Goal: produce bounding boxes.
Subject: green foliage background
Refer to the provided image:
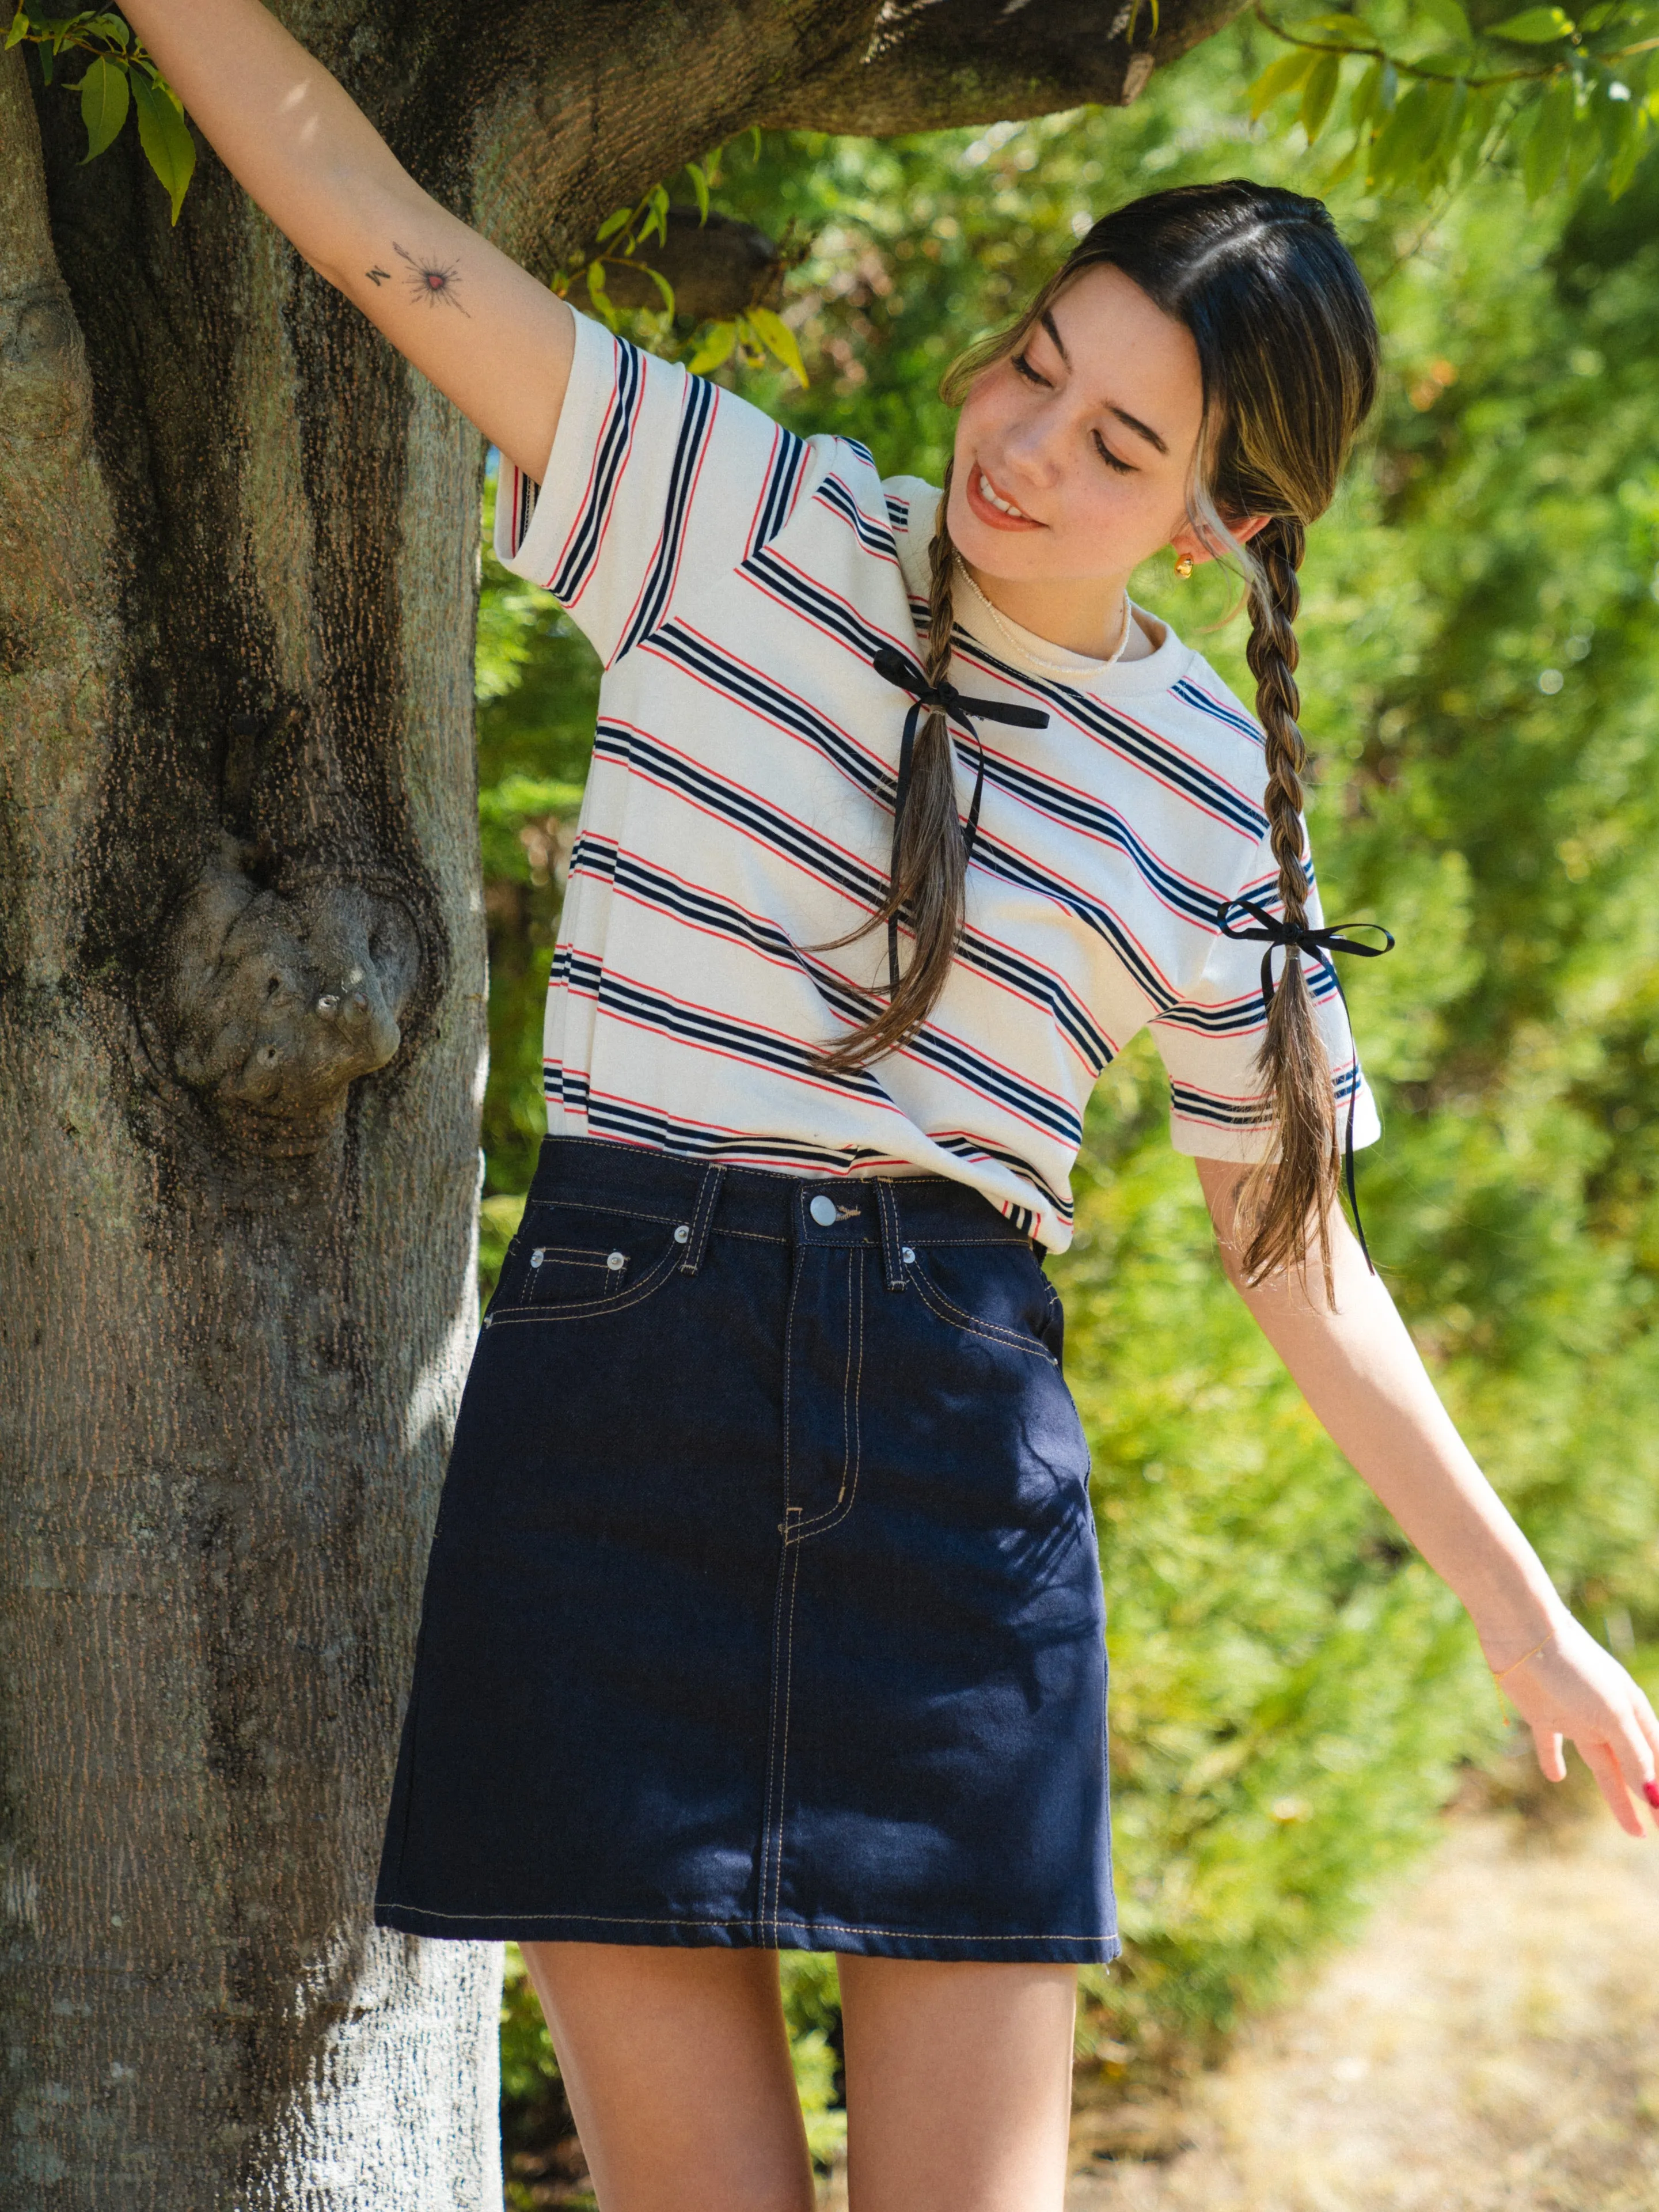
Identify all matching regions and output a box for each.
[483,23,1659,2172]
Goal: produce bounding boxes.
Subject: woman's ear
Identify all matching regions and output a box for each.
[1171,513,1274,568]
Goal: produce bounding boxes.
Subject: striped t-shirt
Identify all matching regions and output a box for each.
[494,309,1379,1253]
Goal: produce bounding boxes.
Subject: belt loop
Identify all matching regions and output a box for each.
[875,1178,908,1292]
[679,1163,726,1275]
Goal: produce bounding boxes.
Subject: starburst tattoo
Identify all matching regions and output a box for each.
[391,241,470,315]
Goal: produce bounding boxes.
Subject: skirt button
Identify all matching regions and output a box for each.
[808,1194,838,1227]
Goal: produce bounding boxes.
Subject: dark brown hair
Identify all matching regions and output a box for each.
[825,180,1379,1287]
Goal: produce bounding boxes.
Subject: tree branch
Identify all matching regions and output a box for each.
[760,0,1256,134]
[462,1,885,282]
[455,0,1254,295]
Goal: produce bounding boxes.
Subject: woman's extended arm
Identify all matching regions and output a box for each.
[119,0,574,481]
[1197,1158,1659,1836]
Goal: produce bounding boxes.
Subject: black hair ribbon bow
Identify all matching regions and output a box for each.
[871,644,1049,994]
[1216,893,1395,1270]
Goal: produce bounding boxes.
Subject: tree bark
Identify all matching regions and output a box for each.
[0,24,503,2203]
[0,1,1248,2203]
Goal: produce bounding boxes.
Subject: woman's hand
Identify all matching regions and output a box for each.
[1489,1615,1659,1837]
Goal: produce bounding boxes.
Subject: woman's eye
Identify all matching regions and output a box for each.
[1012,351,1048,386]
[1094,432,1135,476]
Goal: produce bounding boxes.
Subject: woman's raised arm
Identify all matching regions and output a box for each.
[120,0,574,483]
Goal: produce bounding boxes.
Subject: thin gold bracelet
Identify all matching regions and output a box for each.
[1492,1633,1554,1685]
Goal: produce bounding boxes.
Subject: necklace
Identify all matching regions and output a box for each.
[954,558,1132,674]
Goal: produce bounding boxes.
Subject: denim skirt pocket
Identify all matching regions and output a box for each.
[902,1238,1066,1366]
[488,1196,689,1321]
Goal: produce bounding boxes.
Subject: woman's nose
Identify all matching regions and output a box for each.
[1002,412,1065,486]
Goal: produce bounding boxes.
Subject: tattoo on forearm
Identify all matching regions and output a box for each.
[390,241,470,315]
[366,265,391,286]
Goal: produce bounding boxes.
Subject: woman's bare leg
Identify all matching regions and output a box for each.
[837,1955,1077,2212]
[518,1940,816,2212]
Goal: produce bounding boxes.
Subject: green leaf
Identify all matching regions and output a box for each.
[1416,0,1474,44]
[1453,79,1501,173]
[1490,5,1574,37]
[78,52,127,160]
[584,259,619,330]
[685,160,711,224]
[1249,45,1320,117]
[1606,98,1647,192]
[746,305,808,389]
[1369,75,1444,182]
[1350,55,1386,124]
[1414,74,1458,170]
[645,265,675,314]
[1522,70,1577,193]
[1300,13,1375,39]
[1300,49,1343,139]
[595,207,632,244]
[1428,74,1469,173]
[686,318,738,375]
[1565,75,1604,180]
[131,67,195,223]
[1353,54,1398,126]
[36,37,52,81]
[5,10,29,51]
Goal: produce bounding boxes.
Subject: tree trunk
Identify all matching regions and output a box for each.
[0,26,502,2202]
[0,2,1246,2202]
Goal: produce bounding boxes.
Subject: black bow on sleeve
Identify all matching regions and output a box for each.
[1216,893,1395,1269]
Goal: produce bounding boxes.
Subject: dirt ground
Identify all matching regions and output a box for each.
[1062,1807,1659,2212]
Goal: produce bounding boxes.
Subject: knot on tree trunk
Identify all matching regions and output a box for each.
[146,834,420,1149]
[0,279,89,446]
[1,281,76,370]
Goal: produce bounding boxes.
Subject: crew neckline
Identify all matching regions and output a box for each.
[954,585,1193,701]
[887,476,1193,700]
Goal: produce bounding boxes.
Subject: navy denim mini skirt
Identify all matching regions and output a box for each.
[374,1136,1117,1964]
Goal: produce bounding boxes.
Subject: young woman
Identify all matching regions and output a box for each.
[123,6,1659,2207]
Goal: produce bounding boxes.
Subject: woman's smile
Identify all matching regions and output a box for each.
[965,462,1045,532]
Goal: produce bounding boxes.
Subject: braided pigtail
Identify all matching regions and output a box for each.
[819,460,970,1071]
[1238,515,1342,1289]
[819,183,1381,1196]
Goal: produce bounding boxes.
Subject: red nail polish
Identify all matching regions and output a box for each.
[1645,1781,1659,1811]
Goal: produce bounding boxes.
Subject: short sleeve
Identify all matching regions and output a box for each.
[493,309,814,666]
[1148,834,1383,1164]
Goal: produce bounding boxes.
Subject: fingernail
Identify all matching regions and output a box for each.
[1644,1780,1659,1811]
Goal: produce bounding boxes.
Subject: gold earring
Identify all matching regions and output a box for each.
[1174,552,1194,580]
